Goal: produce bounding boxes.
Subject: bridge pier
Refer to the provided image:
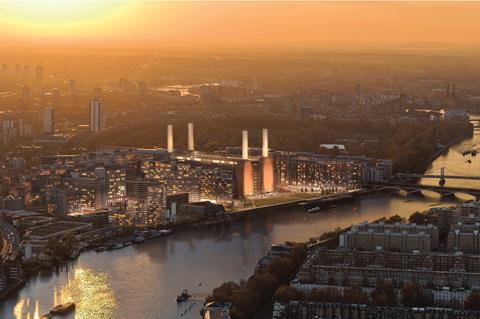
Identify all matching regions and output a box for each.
[367,183,480,200]
[382,188,402,196]
[407,189,423,197]
[440,192,455,200]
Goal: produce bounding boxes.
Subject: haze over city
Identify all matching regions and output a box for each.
[2,2,480,319]
[3,2,480,50]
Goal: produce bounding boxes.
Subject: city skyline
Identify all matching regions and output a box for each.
[2,2,480,319]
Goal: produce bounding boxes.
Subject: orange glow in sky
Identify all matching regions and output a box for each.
[2,1,480,48]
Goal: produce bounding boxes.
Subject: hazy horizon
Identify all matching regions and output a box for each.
[3,1,480,52]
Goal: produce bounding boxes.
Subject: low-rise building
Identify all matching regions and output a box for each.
[24,221,92,241]
[256,244,293,271]
[340,221,439,253]
[448,222,480,254]
[273,301,480,319]
[203,301,231,319]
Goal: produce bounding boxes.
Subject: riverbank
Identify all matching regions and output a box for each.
[232,189,376,214]
[0,279,25,302]
[2,194,459,319]
[427,137,464,165]
[0,188,430,312]
[175,189,378,233]
[204,206,445,319]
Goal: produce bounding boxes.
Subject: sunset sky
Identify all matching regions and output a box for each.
[2,1,480,49]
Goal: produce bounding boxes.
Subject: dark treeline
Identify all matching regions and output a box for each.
[205,244,307,319]
[273,280,480,310]
[86,114,472,174]
[274,280,434,308]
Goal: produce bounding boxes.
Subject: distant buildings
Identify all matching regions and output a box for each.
[200,85,222,107]
[42,107,54,134]
[442,108,469,122]
[34,65,43,83]
[89,100,103,133]
[21,86,32,107]
[93,87,103,100]
[69,79,76,93]
[1,118,32,141]
[33,123,391,227]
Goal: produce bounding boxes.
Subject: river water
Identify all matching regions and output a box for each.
[1,120,479,319]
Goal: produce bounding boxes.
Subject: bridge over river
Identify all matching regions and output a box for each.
[369,167,480,199]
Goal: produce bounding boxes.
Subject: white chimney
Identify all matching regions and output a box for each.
[262,128,269,158]
[188,123,194,151]
[167,124,173,153]
[242,130,248,160]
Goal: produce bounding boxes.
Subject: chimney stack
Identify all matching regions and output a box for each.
[242,130,249,160]
[167,124,173,153]
[446,83,450,98]
[188,123,194,151]
[262,129,269,158]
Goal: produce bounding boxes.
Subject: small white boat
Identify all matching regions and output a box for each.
[159,229,173,236]
[95,246,107,252]
[113,242,124,249]
[149,230,161,238]
[134,236,145,244]
[69,250,80,259]
[307,207,321,214]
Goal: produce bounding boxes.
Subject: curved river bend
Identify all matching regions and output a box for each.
[2,118,479,319]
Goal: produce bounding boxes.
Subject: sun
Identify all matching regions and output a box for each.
[0,1,134,37]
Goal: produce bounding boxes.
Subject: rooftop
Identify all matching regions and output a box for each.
[26,221,92,239]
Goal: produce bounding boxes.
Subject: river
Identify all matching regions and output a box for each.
[1,120,479,319]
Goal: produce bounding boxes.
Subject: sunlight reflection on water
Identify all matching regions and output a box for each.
[13,268,115,319]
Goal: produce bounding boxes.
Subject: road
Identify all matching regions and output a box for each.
[0,218,19,262]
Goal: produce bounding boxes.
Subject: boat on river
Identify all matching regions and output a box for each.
[307,207,321,214]
[176,289,191,302]
[134,236,145,244]
[112,242,124,250]
[50,302,75,315]
[149,229,173,239]
[95,246,106,252]
[69,249,80,260]
[159,229,173,236]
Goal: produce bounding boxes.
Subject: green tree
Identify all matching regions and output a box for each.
[307,288,342,302]
[343,286,368,304]
[401,283,433,307]
[371,280,396,306]
[206,281,241,304]
[465,292,480,310]
[385,214,405,224]
[273,285,305,302]
[408,211,428,225]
